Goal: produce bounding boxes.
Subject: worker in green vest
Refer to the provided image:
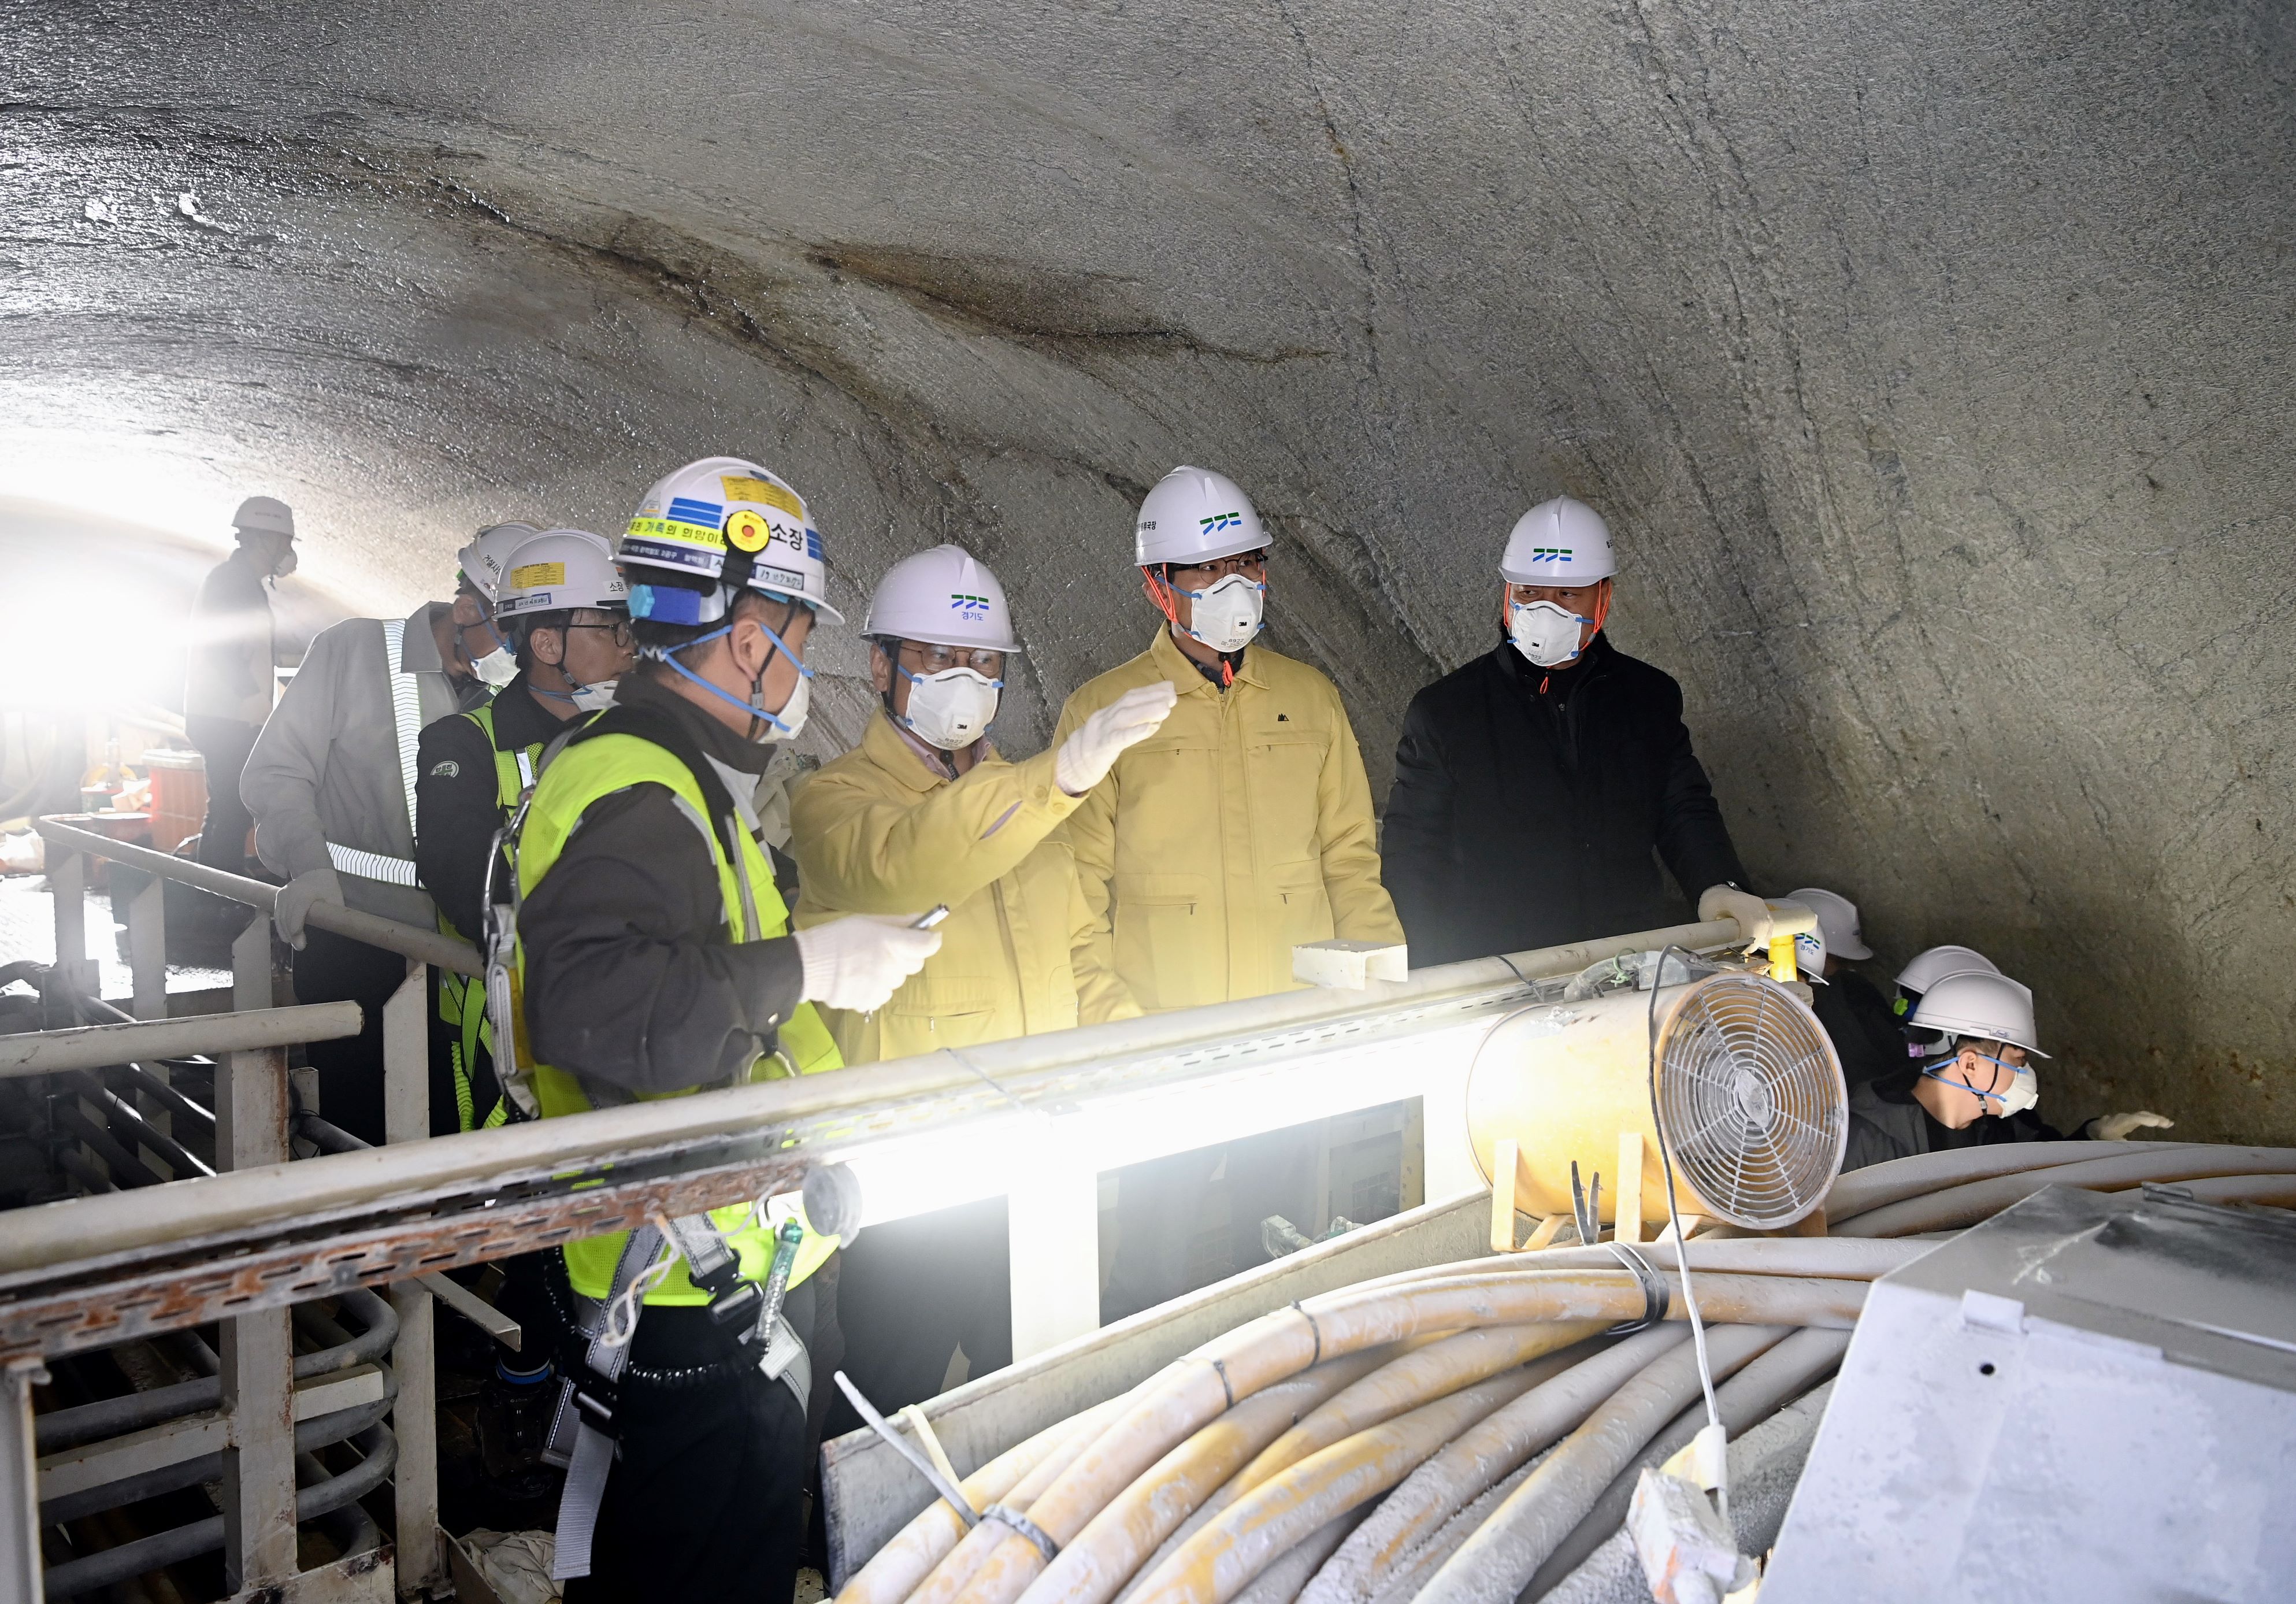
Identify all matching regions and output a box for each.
[510,456,941,1603]
[415,527,633,1133]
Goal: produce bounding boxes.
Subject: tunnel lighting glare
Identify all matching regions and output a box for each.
[0,447,245,549]
[0,589,182,716]
[815,1018,1485,1229]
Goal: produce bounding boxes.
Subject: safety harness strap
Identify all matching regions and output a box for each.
[547,1210,810,1581]
[547,1221,662,1581]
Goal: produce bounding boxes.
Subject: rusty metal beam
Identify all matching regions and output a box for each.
[0,1140,807,1358]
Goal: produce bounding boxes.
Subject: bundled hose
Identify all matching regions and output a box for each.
[837,1141,2296,1604]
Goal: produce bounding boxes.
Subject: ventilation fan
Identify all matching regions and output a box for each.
[1464,967,1848,1231]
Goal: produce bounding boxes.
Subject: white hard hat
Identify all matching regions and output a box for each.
[621,456,844,627]
[863,545,1023,654]
[495,529,628,620]
[1786,888,1872,962]
[457,522,543,605]
[1894,944,2000,999]
[233,496,295,539]
[1135,466,1270,568]
[1909,970,2049,1058]
[1500,495,1616,585]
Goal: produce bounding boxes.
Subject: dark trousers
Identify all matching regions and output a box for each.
[293,928,472,1144]
[562,1281,815,1604]
[184,716,259,874]
[825,1198,1010,1439]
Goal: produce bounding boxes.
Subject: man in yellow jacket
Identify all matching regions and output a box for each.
[795,543,1175,1421]
[1054,464,1405,1316]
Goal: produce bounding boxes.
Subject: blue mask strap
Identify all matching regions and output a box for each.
[645,617,812,735]
[466,602,510,656]
[1174,577,1268,603]
[1920,1053,2020,1110]
[1919,1065,2006,1109]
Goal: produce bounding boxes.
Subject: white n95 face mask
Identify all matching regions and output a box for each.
[902,666,1001,750]
[470,619,520,686]
[569,677,618,713]
[760,669,809,743]
[1992,1064,2041,1117]
[1508,599,1589,668]
[1179,573,1265,654]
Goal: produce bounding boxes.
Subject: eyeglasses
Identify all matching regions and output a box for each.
[1170,551,1269,583]
[565,619,636,649]
[899,641,1007,676]
[1508,581,1603,605]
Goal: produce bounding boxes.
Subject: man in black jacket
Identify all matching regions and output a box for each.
[415,528,635,1135]
[1383,495,1768,966]
[1844,968,2173,1169]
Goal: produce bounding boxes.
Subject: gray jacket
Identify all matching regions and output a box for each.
[185,549,275,725]
[241,602,485,925]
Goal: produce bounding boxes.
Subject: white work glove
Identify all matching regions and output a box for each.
[1056,682,1179,795]
[792,915,944,1012]
[274,867,346,951]
[2089,1110,2175,1141]
[1697,884,1774,946]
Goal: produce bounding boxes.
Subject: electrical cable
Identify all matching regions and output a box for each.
[944,1044,1036,1118]
[1645,944,1724,1518]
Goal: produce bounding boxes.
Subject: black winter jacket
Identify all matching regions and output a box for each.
[1811,969,1908,1091]
[414,672,567,942]
[518,676,807,1096]
[1382,635,1748,966]
[1843,1070,2073,1172]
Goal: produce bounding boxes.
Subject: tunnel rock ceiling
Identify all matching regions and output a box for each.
[4,0,2293,1136]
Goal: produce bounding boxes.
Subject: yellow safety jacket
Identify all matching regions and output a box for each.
[1051,627,1404,1013]
[434,700,539,1133]
[514,716,842,1305]
[791,709,1138,1063]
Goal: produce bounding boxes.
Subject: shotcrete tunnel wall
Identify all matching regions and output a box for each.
[3,0,2291,1136]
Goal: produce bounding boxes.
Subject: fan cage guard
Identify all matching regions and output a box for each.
[1655,972,1848,1229]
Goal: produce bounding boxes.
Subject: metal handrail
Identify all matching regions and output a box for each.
[0,1003,363,1080]
[34,817,482,977]
[0,917,1749,1280]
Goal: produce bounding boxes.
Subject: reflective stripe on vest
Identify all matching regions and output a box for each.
[327,842,418,886]
[514,727,841,1304]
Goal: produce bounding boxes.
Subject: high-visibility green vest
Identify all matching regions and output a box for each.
[514,720,842,1305]
[434,701,541,1133]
